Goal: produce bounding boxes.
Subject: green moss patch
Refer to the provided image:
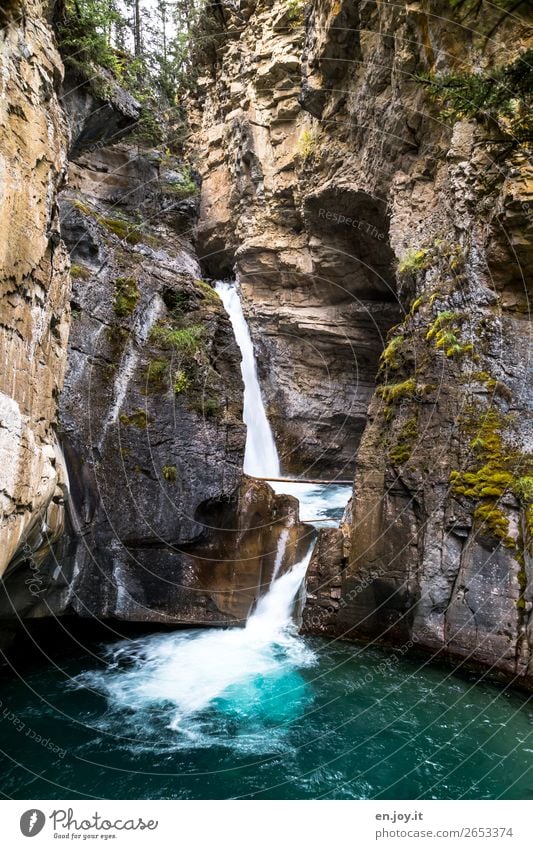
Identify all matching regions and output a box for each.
[173,369,190,394]
[162,166,198,199]
[195,279,220,304]
[380,334,405,371]
[150,322,205,355]
[114,277,140,317]
[378,377,416,404]
[410,295,424,316]
[389,417,419,465]
[145,359,169,387]
[426,311,473,358]
[450,408,533,548]
[71,199,144,245]
[188,396,221,419]
[119,409,151,429]
[70,263,92,280]
[398,248,429,276]
[162,465,177,482]
[101,215,143,245]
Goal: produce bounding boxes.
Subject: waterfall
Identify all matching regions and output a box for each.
[73,545,316,730]
[215,281,280,477]
[270,526,290,585]
[215,280,352,527]
[70,282,352,745]
[245,547,311,640]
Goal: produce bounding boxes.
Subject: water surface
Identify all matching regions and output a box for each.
[1,622,531,800]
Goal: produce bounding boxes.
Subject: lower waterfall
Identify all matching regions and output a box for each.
[70,280,348,745]
[72,546,315,737]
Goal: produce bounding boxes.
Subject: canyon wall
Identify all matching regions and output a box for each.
[0,1,309,631]
[193,0,533,685]
[189,0,401,477]
[0,0,70,585]
[47,135,308,626]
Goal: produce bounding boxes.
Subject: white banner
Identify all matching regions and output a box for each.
[1,800,531,848]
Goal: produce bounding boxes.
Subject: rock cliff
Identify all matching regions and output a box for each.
[0,1,309,631]
[192,0,533,685]
[48,138,308,625]
[189,0,401,477]
[0,0,70,584]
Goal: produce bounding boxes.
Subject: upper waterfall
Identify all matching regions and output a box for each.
[216,281,281,478]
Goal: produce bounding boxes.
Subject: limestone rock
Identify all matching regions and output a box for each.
[0,0,70,581]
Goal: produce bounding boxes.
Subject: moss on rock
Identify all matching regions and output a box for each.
[450,408,533,548]
[113,277,139,317]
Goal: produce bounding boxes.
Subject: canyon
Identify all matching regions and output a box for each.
[0,0,532,694]
[189,0,533,687]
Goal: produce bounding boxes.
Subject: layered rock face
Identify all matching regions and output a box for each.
[301,3,533,687]
[190,0,401,477]
[0,0,70,582]
[194,1,533,684]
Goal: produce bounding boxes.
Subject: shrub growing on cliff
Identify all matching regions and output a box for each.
[297,129,318,162]
[418,49,533,148]
[162,166,199,199]
[397,248,429,276]
[286,0,306,27]
[173,369,190,394]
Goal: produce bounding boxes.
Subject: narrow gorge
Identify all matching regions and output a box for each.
[0,0,531,801]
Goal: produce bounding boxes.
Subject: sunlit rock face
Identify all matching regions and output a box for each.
[0,0,70,581]
[193,0,533,686]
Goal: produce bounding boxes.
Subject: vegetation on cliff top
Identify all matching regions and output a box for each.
[55,0,213,148]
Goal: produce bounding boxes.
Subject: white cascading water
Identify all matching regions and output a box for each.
[270,526,290,586]
[215,281,280,477]
[74,547,315,739]
[216,280,351,526]
[73,281,349,745]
